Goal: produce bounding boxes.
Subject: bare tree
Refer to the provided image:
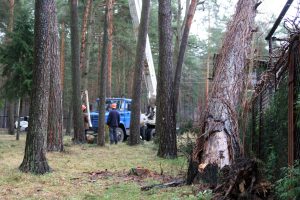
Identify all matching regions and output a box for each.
[70,0,85,143]
[129,0,151,145]
[19,0,57,174]
[188,0,258,183]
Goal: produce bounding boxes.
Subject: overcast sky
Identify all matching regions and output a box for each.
[192,0,299,39]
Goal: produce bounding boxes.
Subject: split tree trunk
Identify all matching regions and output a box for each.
[47,1,63,152]
[19,0,55,174]
[188,0,258,183]
[70,0,85,143]
[129,0,151,146]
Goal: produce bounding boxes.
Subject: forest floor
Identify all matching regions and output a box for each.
[0,131,204,200]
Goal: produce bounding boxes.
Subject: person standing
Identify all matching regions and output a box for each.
[107,103,120,144]
[82,105,89,135]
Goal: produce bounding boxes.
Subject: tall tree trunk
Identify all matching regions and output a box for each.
[156,0,177,159]
[170,0,197,147]
[66,103,72,135]
[19,0,54,174]
[97,2,109,146]
[188,0,258,183]
[97,36,102,90]
[80,0,92,89]
[60,20,65,90]
[16,98,21,140]
[173,0,182,67]
[47,2,63,152]
[205,7,211,108]
[70,0,85,143]
[173,0,197,113]
[82,1,94,91]
[106,0,114,98]
[129,0,151,146]
[7,103,15,134]
[6,0,15,135]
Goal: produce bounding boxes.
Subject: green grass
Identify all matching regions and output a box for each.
[0,132,198,200]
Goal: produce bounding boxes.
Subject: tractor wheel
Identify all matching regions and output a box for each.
[116,127,125,142]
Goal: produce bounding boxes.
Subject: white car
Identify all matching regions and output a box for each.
[15,116,29,131]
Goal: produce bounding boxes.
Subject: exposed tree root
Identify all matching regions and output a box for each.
[212,158,272,200]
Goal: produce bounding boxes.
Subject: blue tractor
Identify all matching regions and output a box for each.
[89,97,155,142]
[90,98,133,142]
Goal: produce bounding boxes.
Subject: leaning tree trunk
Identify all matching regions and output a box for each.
[129,0,151,146]
[173,0,198,116]
[47,2,63,152]
[156,0,177,159]
[19,0,54,174]
[188,0,258,183]
[97,2,109,146]
[70,0,85,143]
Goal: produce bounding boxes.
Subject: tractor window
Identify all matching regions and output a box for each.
[105,99,123,111]
[127,103,131,111]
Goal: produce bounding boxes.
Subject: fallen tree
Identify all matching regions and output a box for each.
[187,0,260,184]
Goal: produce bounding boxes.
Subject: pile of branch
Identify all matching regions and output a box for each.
[212,158,272,200]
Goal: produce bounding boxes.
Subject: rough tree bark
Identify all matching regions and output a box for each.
[173,0,182,67]
[82,1,94,92]
[188,0,258,184]
[97,2,109,146]
[60,20,65,90]
[66,103,72,135]
[19,0,54,174]
[106,0,114,98]
[47,1,63,152]
[156,0,177,158]
[7,103,15,134]
[80,0,93,91]
[129,0,151,146]
[6,0,15,135]
[70,0,85,143]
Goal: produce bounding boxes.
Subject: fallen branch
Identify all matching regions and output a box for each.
[141,179,185,191]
